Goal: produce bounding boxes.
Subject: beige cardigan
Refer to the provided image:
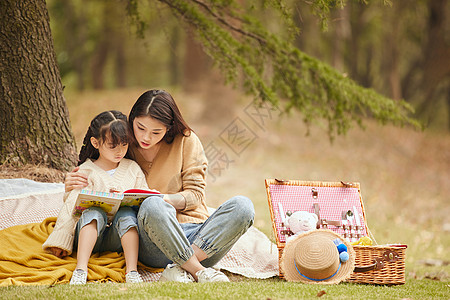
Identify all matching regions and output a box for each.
[42,158,148,254]
[131,131,209,224]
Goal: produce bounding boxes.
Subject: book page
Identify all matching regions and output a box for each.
[73,190,122,222]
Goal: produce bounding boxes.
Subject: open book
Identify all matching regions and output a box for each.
[72,188,162,222]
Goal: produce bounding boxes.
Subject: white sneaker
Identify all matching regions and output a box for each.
[126,270,143,283]
[159,264,195,283]
[70,269,87,285]
[196,268,230,283]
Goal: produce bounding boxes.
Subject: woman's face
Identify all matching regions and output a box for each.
[133,116,167,149]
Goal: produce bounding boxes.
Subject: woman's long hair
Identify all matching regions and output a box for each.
[129,90,192,144]
[78,110,132,166]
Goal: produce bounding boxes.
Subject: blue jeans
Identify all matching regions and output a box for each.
[73,206,138,253]
[137,195,255,268]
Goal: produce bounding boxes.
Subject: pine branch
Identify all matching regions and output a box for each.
[151,0,421,138]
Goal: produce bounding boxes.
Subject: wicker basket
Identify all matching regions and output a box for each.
[266,179,407,285]
[349,245,407,285]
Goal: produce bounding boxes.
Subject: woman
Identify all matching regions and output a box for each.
[65,90,255,283]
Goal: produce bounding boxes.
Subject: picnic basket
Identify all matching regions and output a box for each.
[265,179,407,285]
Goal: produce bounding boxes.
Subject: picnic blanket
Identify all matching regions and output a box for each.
[0,217,159,286]
[0,179,278,285]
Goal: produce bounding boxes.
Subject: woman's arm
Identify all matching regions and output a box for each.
[65,166,88,192]
[163,194,186,210]
[177,133,207,211]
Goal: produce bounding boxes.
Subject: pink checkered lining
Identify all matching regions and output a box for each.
[269,184,367,243]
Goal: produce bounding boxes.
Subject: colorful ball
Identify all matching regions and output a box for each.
[337,243,347,253]
[339,251,349,262]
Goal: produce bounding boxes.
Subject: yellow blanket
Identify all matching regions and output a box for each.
[0,217,159,286]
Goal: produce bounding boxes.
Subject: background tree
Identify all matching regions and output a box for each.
[294,0,449,130]
[1,0,425,172]
[150,0,420,137]
[0,0,77,171]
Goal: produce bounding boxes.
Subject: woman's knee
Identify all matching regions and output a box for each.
[227,195,255,223]
[138,196,176,223]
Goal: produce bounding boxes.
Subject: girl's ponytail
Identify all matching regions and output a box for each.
[78,126,96,166]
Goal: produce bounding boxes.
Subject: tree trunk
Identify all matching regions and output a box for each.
[418,0,450,104]
[331,7,350,73]
[60,0,88,91]
[384,2,402,100]
[115,37,126,88]
[169,26,181,86]
[182,29,210,93]
[182,30,236,125]
[0,0,77,171]
[91,3,112,89]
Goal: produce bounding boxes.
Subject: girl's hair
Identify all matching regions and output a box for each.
[78,110,132,166]
[129,90,192,144]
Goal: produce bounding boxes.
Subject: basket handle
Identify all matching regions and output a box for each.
[353,250,399,273]
[353,257,384,273]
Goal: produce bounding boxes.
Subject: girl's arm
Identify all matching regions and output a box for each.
[48,247,68,258]
[42,188,81,255]
[44,169,93,256]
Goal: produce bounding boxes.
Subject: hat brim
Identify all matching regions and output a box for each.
[280,229,355,284]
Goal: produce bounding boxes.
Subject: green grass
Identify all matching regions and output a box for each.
[0,279,448,299]
[2,88,449,299]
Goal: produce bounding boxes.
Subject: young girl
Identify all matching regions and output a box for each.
[43,110,151,284]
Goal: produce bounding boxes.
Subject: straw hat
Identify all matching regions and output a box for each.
[280,229,355,284]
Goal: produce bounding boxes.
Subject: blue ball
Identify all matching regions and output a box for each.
[340,251,349,262]
[337,244,348,253]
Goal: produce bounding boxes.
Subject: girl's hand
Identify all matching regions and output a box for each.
[65,166,88,192]
[48,247,68,258]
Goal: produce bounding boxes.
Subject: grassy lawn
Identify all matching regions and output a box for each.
[1,88,448,299]
[0,279,448,299]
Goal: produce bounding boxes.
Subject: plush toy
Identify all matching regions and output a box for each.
[286,211,318,242]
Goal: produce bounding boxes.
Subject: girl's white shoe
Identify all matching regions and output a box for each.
[70,269,87,285]
[126,270,144,283]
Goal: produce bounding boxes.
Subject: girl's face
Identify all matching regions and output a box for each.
[133,116,167,149]
[91,135,128,167]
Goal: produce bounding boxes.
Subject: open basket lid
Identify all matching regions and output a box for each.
[265,179,369,247]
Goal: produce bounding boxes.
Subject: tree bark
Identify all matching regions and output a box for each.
[384,2,402,100]
[0,0,77,171]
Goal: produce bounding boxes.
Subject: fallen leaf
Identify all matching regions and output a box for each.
[424,271,449,281]
[417,259,449,266]
[317,290,326,297]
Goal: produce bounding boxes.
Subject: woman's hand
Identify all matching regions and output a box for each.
[65,166,88,192]
[48,247,68,258]
[163,194,186,210]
